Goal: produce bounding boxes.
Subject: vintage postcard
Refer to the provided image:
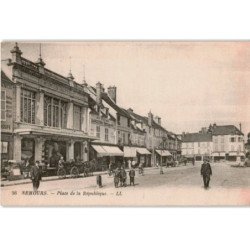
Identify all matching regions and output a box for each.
[1,41,250,206]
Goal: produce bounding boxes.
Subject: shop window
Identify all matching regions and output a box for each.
[1,90,6,121]
[96,125,100,138]
[21,138,35,164]
[45,141,66,167]
[105,128,109,141]
[73,105,81,130]
[21,89,36,124]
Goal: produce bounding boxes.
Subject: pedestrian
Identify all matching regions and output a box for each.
[114,168,120,188]
[129,168,135,186]
[96,174,102,188]
[120,168,127,187]
[201,159,212,189]
[30,161,42,191]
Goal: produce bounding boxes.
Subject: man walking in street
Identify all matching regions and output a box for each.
[201,159,212,189]
[129,168,135,186]
[30,161,42,191]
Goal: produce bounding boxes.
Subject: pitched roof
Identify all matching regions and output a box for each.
[101,92,130,118]
[182,133,212,142]
[212,125,243,136]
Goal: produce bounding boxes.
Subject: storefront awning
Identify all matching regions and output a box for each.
[229,152,238,156]
[156,150,172,157]
[124,146,137,158]
[136,147,151,155]
[92,145,109,157]
[101,146,124,157]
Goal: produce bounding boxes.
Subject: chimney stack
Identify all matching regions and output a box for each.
[148,111,153,127]
[239,122,242,132]
[107,86,117,103]
[96,82,103,106]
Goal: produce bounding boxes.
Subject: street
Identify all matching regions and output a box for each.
[1,162,250,206]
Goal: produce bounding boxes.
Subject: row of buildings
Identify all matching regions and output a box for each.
[1,43,181,170]
[181,124,246,162]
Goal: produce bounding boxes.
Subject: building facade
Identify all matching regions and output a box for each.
[181,124,245,162]
[1,71,15,162]
[1,43,96,166]
[181,131,213,161]
[210,124,245,161]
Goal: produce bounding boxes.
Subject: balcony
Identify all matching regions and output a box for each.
[14,122,97,140]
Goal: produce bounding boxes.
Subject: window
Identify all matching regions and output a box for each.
[73,105,81,130]
[117,115,120,125]
[230,137,235,142]
[123,132,126,143]
[105,128,109,141]
[96,125,100,138]
[231,145,235,151]
[61,101,67,129]
[238,137,242,142]
[221,144,225,152]
[21,89,36,124]
[1,90,6,121]
[44,96,68,128]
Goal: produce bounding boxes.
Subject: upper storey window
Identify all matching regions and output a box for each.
[21,89,36,124]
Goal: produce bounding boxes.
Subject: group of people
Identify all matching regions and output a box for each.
[113,167,136,188]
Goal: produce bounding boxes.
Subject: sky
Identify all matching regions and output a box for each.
[1,41,250,137]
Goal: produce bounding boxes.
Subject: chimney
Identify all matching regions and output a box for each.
[148,111,153,127]
[107,86,117,103]
[127,108,133,113]
[96,82,103,106]
[158,117,161,125]
[11,42,22,64]
[239,122,242,132]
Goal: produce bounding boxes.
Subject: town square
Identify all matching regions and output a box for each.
[1,41,250,206]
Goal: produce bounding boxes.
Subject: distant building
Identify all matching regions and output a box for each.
[181,131,213,161]
[245,133,250,157]
[181,123,245,162]
[209,124,245,161]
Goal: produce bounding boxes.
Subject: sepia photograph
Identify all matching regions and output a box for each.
[1,41,250,206]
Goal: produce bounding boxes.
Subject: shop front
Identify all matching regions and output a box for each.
[155,149,172,166]
[13,125,95,166]
[123,146,151,168]
[213,152,225,162]
[90,144,124,171]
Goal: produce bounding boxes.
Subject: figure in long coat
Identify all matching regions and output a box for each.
[201,159,212,189]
